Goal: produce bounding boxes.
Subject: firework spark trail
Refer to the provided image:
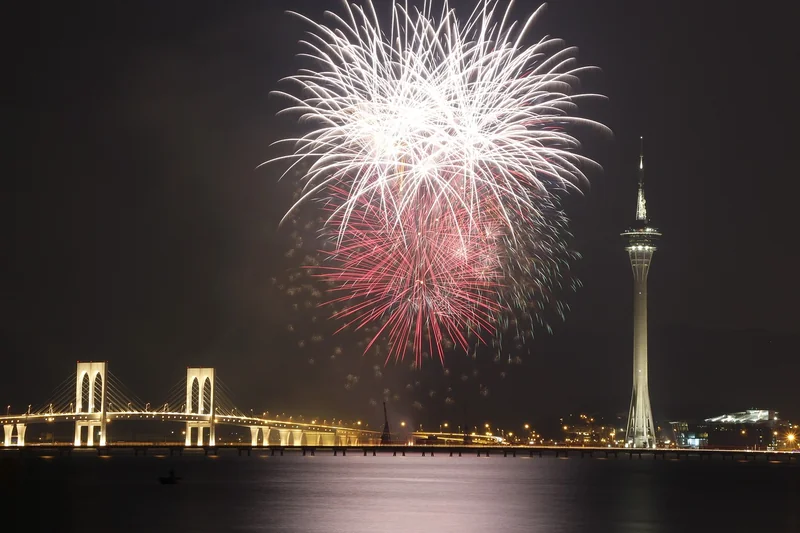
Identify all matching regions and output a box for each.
[267,0,607,364]
[318,185,506,364]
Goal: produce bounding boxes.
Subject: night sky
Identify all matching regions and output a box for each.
[3,1,797,432]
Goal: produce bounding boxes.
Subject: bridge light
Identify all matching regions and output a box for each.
[400,421,406,427]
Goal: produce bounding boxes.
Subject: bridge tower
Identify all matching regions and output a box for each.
[185,368,215,446]
[74,361,107,446]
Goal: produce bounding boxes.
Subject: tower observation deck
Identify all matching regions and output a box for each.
[621,137,661,448]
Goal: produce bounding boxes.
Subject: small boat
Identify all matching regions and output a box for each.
[159,470,181,485]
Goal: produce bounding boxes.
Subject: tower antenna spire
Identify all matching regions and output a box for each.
[639,136,644,177]
[636,136,647,222]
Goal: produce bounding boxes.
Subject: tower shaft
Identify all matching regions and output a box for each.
[626,249,656,447]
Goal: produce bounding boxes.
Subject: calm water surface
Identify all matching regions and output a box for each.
[1,452,797,532]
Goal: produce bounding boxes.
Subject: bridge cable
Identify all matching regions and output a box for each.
[32,372,77,415]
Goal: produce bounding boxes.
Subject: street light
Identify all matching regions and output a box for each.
[400,421,406,427]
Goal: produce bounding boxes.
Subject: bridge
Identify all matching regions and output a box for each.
[0,361,380,448]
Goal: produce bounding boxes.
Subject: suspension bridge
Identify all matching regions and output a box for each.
[0,361,379,448]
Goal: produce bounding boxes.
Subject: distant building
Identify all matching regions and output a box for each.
[705,409,777,424]
[669,421,709,449]
[560,413,624,447]
[671,410,788,450]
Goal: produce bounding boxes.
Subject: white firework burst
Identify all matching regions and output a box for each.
[266,0,608,243]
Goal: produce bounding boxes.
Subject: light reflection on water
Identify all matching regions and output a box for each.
[2,454,797,532]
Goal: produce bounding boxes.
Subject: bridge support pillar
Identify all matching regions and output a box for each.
[250,426,259,447]
[278,429,290,447]
[291,430,303,447]
[305,431,325,447]
[74,421,103,447]
[15,424,26,446]
[3,424,12,447]
[184,422,213,447]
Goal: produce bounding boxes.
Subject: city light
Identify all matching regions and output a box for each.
[788,434,796,443]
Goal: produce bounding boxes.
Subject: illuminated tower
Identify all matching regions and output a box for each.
[622,137,660,448]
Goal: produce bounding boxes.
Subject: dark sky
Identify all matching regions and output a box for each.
[3,0,798,432]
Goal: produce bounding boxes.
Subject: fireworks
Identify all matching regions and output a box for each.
[268,0,607,365]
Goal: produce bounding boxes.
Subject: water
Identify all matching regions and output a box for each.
[1,452,798,532]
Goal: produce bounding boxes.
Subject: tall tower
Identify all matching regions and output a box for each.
[622,137,660,448]
[380,401,391,444]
